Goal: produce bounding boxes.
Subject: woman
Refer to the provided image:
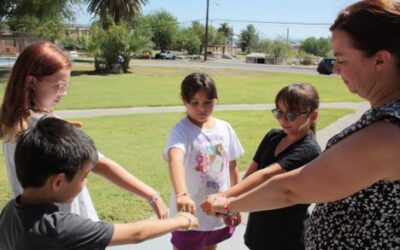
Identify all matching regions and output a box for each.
[202,0,400,248]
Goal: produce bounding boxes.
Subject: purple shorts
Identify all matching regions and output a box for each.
[171,227,235,250]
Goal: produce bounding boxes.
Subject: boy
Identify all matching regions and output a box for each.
[0,117,198,249]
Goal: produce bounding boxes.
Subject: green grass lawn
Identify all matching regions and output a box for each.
[0,108,353,223]
[0,64,362,110]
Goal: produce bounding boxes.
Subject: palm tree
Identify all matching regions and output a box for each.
[85,0,148,26]
[217,22,233,54]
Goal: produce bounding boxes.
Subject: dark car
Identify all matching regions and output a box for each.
[317,58,336,75]
[155,50,176,60]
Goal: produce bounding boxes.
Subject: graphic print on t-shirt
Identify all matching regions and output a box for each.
[193,134,228,191]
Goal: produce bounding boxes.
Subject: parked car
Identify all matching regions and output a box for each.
[155,50,176,60]
[317,58,336,75]
[68,50,79,60]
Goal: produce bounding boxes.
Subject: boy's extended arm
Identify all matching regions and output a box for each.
[109,214,198,245]
[92,157,168,218]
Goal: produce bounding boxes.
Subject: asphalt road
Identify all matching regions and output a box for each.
[132,58,320,75]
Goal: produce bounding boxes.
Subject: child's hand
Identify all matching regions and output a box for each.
[176,194,196,214]
[175,212,199,231]
[149,196,169,219]
[223,213,241,227]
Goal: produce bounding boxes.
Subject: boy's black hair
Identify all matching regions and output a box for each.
[181,72,218,102]
[15,117,98,189]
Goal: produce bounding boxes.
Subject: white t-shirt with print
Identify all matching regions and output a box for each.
[3,113,100,221]
[164,117,244,231]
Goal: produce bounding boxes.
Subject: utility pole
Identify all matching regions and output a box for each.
[204,0,210,61]
[286,27,289,42]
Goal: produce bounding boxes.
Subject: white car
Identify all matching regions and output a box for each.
[69,50,79,59]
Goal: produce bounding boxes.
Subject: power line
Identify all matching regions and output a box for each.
[209,18,331,26]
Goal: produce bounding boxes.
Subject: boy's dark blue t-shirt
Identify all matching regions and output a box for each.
[0,196,113,250]
[245,129,321,250]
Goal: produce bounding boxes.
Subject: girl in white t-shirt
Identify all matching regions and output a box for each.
[0,42,168,221]
[164,72,244,250]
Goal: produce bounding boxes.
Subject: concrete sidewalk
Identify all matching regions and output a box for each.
[55,102,368,119]
[106,104,369,250]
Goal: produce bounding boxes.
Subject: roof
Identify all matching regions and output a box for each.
[245,53,266,58]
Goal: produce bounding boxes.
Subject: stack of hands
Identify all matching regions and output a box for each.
[175,193,241,227]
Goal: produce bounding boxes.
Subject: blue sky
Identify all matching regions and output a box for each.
[75,0,359,41]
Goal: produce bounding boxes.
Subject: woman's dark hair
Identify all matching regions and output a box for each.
[330,0,400,70]
[275,83,320,133]
[181,72,218,102]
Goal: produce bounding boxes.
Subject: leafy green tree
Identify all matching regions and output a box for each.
[85,0,149,73]
[207,26,226,46]
[146,10,179,51]
[0,22,6,31]
[86,21,151,72]
[61,36,88,51]
[238,24,259,53]
[259,39,272,55]
[1,0,76,41]
[86,22,108,71]
[270,39,292,58]
[301,37,331,57]
[189,21,205,52]
[182,21,224,53]
[175,28,201,54]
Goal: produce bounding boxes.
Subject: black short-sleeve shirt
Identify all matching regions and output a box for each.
[245,129,321,250]
[0,196,114,250]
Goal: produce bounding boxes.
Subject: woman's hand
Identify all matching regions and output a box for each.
[176,194,196,214]
[201,195,229,216]
[149,196,169,219]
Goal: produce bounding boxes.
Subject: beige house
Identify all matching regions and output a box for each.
[245,53,266,64]
[65,24,91,39]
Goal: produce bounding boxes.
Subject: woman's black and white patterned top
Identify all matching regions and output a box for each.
[306,100,400,249]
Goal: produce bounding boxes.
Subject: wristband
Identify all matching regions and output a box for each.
[224,197,238,215]
[176,212,193,231]
[148,193,160,206]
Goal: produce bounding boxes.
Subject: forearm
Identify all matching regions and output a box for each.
[229,173,298,212]
[223,163,283,198]
[110,218,186,245]
[168,163,189,195]
[229,161,240,187]
[223,170,264,197]
[167,149,189,195]
[93,157,158,199]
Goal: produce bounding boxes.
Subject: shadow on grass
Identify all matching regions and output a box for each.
[71,70,133,76]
